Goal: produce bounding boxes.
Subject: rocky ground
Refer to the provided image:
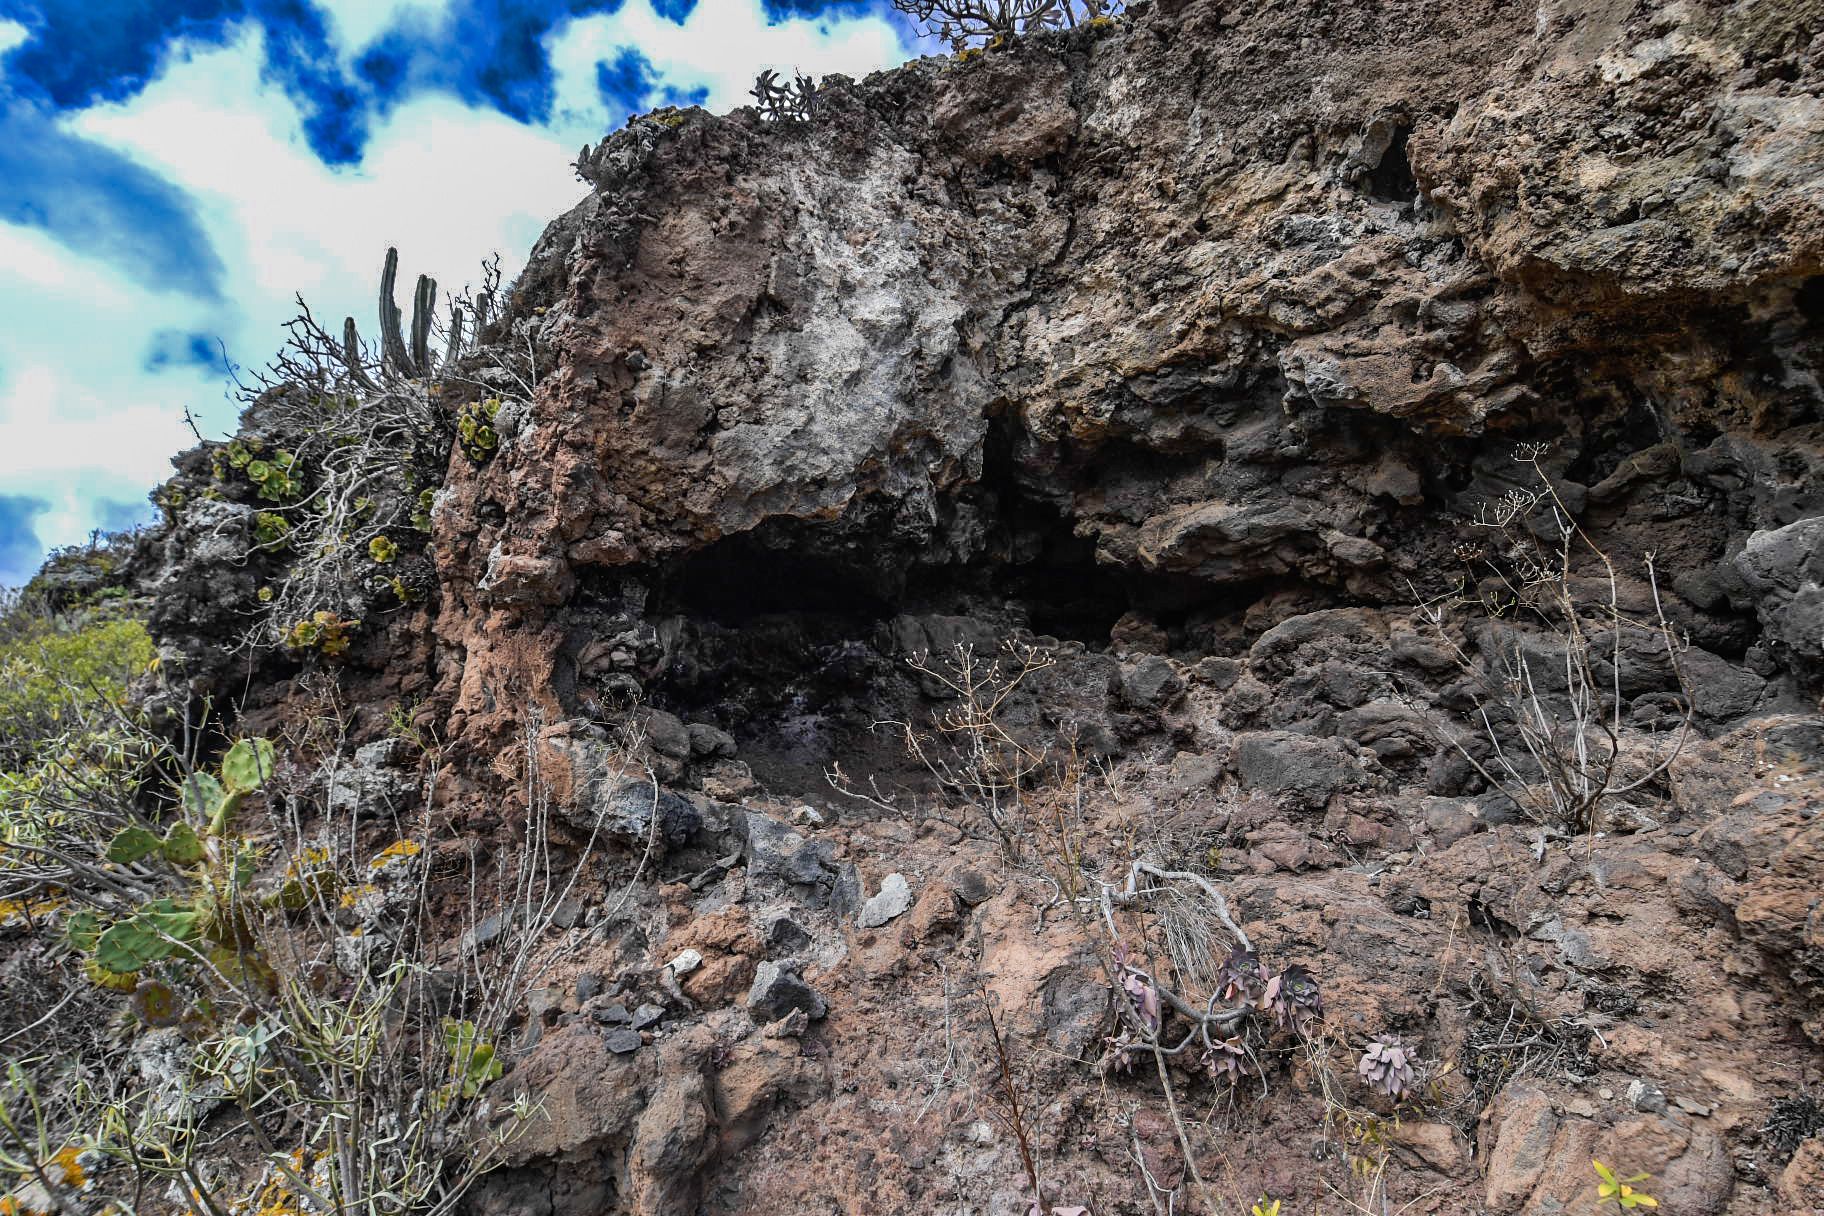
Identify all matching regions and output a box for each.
[111,0,1824,1212]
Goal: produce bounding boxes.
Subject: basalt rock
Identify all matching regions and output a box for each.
[417,0,1824,780]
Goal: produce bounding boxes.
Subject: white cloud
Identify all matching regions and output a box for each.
[313,0,454,56]
[0,0,911,571]
[69,26,589,360]
[0,223,220,539]
[549,0,908,125]
[0,19,27,59]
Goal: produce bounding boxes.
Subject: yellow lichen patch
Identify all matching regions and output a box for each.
[337,883,378,909]
[367,839,422,869]
[0,895,66,927]
[289,846,333,873]
[44,1146,85,1189]
[227,1148,320,1216]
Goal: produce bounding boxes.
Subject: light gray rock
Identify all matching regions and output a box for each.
[1735,518,1824,667]
[548,737,703,855]
[857,873,912,928]
[742,811,848,908]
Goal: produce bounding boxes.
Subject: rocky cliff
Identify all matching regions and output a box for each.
[135,0,1824,1212]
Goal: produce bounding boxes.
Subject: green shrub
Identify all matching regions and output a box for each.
[0,612,154,772]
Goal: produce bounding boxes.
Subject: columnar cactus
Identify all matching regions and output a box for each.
[443,305,465,371]
[410,271,437,374]
[341,316,375,389]
[346,247,452,379]
[378,246,414,376]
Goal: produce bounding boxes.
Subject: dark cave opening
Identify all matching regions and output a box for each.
[1796,274,1824,327]
[637,476,1197,799]
[1366,126,1418,204]
[661,536,898,626]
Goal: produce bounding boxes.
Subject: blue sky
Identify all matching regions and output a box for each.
[0,0,919,586]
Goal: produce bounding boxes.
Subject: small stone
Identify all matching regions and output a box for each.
[464,911,510,952]
[665,949,704,977]
[792,805,825,827]
[764,915,811,954]
[642,709,692,760]
[700,760,758,801]
[526,986,563,1020]
[1119,655,1185,712]
[920,818,963,846]
[858,873,914,928]
[747,960,828,1022]
[1598,1087,1615,1101]
[550,898,586,930]
[1673,1096,1713,1117]
[590,1003,632,1026]
[604,1028,643,1054]
[967,1121,994,1146]
[763,1008,809,1039]
[949,869,995,906]
[631,1003,666,1031]
[1626,1080,1668,1113]
[1188,655,1242,689]
[575,973,604,1002]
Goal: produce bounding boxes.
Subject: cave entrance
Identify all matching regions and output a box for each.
[641,495,1145,801]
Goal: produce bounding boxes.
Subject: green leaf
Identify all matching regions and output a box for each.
[161,821,206,866]
[138,897,205,942]
[179,771,226,820]
[444,1018,504,1098]
[95,918,174,973]
[105,826,162,864]
[66,909,103,953]
[221,738,276,794]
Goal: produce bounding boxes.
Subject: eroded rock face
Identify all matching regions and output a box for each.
[427,0,1823,768]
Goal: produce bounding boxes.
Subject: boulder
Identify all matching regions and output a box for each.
[1232,731,1365,810]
